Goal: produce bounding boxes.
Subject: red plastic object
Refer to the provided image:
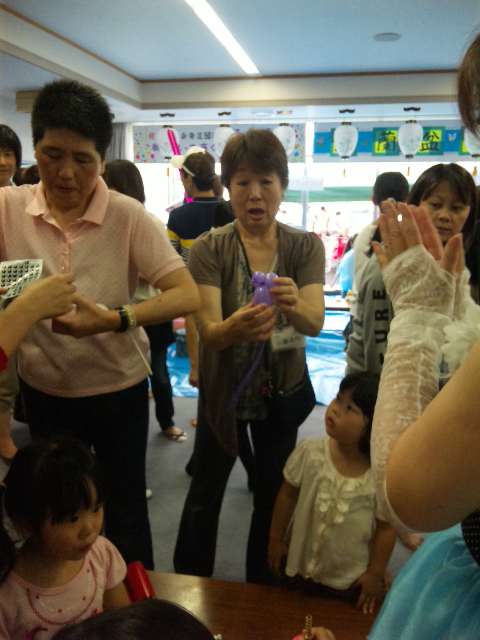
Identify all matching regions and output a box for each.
[125,562,156,602]
[173,317,185,332]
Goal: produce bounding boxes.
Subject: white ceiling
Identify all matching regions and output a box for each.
[1,0,479,123]
[3,0,480,78]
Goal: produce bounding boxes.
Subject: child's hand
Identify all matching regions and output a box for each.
[20,274,76,321]
[355,570,385,614]
[267,537,288,575]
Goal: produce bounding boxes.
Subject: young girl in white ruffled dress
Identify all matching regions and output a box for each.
[268,372,396,614]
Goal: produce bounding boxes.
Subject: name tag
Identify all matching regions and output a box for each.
[270,325,305,352]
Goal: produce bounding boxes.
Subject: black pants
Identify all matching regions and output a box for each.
[149,345,175,429]
[145,324,175,430]
[174,413,298,583]
[20,377,154,569]
[185,420,256,489]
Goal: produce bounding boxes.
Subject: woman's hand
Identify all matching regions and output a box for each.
[270,277,300,312]
[373,201,463,275]
[371,203,462,318]
[52,294,120,338]
[355,570,384,614]
[226,303,276,344]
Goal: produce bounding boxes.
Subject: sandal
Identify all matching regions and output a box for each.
[161,428,187,442]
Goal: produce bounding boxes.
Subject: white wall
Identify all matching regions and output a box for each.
[0,94,34,165]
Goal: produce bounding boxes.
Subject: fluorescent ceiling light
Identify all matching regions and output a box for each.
[184,0,260,75]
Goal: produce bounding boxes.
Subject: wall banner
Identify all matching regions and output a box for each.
[313,124,473,160]
[134,123,306,163]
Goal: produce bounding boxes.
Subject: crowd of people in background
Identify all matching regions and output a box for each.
[0,28,479,640]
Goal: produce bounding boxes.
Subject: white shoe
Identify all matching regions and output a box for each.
[146,488,153,500]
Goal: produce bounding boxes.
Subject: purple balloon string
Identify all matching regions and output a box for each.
[229,342,266,411]
[228,272,277,410]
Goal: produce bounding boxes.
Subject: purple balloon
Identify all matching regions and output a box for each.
[251,271,277,306]
[251,271,266,287]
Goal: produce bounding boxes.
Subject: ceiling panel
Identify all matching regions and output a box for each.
[216,0,480,74]
[0,52,60,95]
[4,0,242,78]
[4,0,480,79]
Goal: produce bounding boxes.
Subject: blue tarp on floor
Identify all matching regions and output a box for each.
[167,309,349,406]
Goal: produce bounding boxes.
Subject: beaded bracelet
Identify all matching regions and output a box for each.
[114,305,137,332]
[124,304,137,329]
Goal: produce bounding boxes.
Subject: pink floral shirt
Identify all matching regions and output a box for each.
[0,536,126,640]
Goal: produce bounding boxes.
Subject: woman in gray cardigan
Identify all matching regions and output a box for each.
[174,129,325,583]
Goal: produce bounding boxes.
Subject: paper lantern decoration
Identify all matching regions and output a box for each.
[156,126,180,161]
[464,128,480,158]
[273,123,296,157]
[333,122,358,159]
[214,125,235,158]
[398,120,423,158]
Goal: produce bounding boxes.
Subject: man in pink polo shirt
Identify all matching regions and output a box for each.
[0,80,200,569]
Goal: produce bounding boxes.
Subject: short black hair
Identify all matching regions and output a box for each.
[372,172,409,205]
[0,124,22,169]
[0,436,104,585]
[408,163,478,251]
[221,129,288,189]
[52,599,215,640]
[104,160,145,204]
[339,372,380,460]
[31,80,113,158]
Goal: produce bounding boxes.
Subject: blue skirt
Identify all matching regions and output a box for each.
[369,525,480,639]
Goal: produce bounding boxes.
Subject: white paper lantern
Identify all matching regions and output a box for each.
[214,125,235,159]
[273,123,297,157]
[398,120,423,158]
[464,128,480,158]
[333,122,358,159]
[155,126,180,161]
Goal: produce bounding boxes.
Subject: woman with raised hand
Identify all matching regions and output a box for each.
[368,200,480,636]
[367,34,480,636]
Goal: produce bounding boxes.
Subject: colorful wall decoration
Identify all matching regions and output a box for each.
[134,123,306,163]
[313,124,472,159]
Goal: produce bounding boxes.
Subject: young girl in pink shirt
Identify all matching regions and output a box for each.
[0,437,129,639]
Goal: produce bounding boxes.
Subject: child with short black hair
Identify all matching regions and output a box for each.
[0,437,129,639]
[269,372,395,613]
[52,599,215,640]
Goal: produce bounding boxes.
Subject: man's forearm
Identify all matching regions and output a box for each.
[133,280,200,327]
